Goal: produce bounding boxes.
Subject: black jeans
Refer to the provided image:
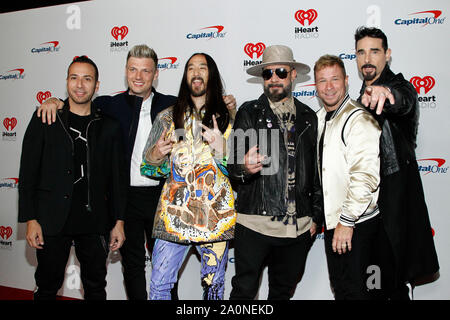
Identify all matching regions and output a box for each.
[34,233,109,300]
[230,223,313,300]
[324,217,380,300]
[119,185,178,300]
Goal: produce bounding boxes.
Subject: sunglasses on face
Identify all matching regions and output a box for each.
[262,67,291,80]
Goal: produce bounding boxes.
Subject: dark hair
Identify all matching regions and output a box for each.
[68,55,99,82]
[173,53,229,133]
[354,26,388,52]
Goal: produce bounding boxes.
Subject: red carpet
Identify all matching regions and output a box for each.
[0,285,79,300]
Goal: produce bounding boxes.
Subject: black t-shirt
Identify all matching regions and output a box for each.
[63,112,94,234]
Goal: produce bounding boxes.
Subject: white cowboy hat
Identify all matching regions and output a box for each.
[246,45,310,77]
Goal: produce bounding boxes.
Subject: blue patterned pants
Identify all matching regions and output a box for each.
[150,239,229,300]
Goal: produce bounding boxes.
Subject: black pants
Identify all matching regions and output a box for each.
[34,233,109,300]
[371,222,410,300]
[324,217,379,300]
[119,185,178,300]
[230,223,313,300]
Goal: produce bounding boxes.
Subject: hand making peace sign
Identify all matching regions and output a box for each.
[201,115,225,157]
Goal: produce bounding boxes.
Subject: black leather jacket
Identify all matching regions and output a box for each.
[358,66,420,176]
[227,94,323,226]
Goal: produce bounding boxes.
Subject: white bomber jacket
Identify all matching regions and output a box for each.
[317,94,381,230]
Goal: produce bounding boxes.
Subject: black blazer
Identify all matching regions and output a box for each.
[18,101,127,236]
[94,88,176,184]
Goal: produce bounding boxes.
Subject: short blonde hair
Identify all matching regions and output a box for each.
[314,54,346,80]
[126,44,158,67]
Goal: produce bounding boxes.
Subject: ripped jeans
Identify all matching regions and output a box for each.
[150,239,229,300]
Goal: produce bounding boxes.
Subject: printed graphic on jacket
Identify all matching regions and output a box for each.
[141,107,236,243]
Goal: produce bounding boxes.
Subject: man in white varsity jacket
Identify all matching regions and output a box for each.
[314,55,381,300]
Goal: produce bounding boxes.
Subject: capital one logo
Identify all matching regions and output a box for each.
[0,226,13,240]
[157,57,180,71]
[295,9,318,25]
[31,41,60,54]
[417,158,448,175]
[186,25,227,40]
[111,26,128,40]
[36,91,52,104]
[3,117,17,131]
[410,76,435,94]
[395,10,446,26]
[244,42,266,59]
[0,68,25,80]
[292,83,317,99]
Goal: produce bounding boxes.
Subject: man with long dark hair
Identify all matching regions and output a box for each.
[141,53,236,300]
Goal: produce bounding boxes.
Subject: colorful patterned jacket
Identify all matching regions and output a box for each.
[141,106,236,243]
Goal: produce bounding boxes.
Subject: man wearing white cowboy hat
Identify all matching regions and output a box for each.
[228,45,323,300]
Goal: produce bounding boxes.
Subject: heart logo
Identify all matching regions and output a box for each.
[0,226,13,240]
[111,26,129,41]
[36,91,52,104]
[294,9,318,26]
[3,117,17,131]
[410,76,435,94]
[244,42,266,59]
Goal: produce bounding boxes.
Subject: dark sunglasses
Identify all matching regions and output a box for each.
[262,68,291,80]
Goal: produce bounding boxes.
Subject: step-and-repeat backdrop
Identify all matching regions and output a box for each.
[1,0,448,299]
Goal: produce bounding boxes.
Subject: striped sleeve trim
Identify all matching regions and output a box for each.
[339,205,380,227]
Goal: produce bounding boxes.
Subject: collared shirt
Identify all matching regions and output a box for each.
[130,93,159,186]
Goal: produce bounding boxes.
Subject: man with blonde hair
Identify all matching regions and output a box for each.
[314,54,381,299]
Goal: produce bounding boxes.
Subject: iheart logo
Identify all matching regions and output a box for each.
[36,91,52,104]
[0,226,12,240]
[295,9,318,26]
[244,43,266,59]
[3,117,17,131]
[410,76,435,94]
[111,26,129,40]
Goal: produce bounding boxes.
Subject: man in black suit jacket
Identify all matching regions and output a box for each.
[19,56,127,300]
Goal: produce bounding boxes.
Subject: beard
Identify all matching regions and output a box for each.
[264,82,292,102]
[361,63,377,82]
[189,77,207,97]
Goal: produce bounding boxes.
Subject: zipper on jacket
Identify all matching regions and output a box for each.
[294,120,312,215]
[295,121,312,153]
[85,118,101,212]
[57,112,75,155]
